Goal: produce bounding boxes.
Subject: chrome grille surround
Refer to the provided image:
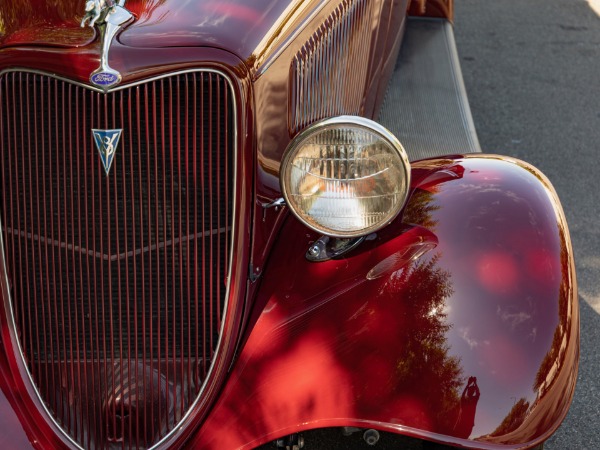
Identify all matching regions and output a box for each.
[0,68,238,450]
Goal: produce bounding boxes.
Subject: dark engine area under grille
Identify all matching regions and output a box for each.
[0,70,235,449]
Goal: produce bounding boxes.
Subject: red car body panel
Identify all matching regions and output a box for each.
[0,0,578,449]
[0,0,301,56]
[191,155,578,450]
[408,0,454,20]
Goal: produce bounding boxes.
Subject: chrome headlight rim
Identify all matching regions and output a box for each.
[280,115,411,238]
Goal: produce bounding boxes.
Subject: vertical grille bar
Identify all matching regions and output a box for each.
[200,72,207,381]
[0,70,236,450]
[208,74,214,359]
[185,74,192,409]
[152,80,163,442]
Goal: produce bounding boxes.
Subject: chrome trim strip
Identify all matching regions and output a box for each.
[255,0,328,76]
[0,67,243,95]
[0,67,240,450]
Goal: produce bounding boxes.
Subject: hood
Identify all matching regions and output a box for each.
[0,0,94,48]
[0,0,309,62]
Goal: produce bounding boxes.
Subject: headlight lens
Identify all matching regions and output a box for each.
[280,116,410,237]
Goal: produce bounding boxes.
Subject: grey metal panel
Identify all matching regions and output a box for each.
[378,18,481,161]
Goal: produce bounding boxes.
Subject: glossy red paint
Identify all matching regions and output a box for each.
[191,155,578,450]
[0,1,577,449]
[120,0,303,59]
[408,0,454,20]
[0,0,94,48]
[0,0,324,69]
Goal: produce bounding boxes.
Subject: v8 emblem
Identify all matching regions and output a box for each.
[92,129,122,175]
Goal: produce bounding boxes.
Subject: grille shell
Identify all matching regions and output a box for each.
[0,69,238,449]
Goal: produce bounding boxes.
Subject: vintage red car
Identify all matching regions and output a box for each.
[0,1,578,449]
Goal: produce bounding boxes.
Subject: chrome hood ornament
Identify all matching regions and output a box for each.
[81,0,133,89]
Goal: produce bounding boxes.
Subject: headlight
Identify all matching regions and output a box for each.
[280,116,410,237]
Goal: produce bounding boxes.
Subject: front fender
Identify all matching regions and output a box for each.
[192,154,578,449]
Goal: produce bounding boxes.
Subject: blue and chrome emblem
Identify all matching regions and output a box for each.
[92,129,122,175]
[81,1,133,90]
[90,70,121,88]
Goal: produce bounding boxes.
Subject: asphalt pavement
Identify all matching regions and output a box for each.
[455,0,600,448]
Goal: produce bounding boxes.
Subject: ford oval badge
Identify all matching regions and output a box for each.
[91,71,120,87]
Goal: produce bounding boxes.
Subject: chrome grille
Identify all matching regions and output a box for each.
[0,70,235,449]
